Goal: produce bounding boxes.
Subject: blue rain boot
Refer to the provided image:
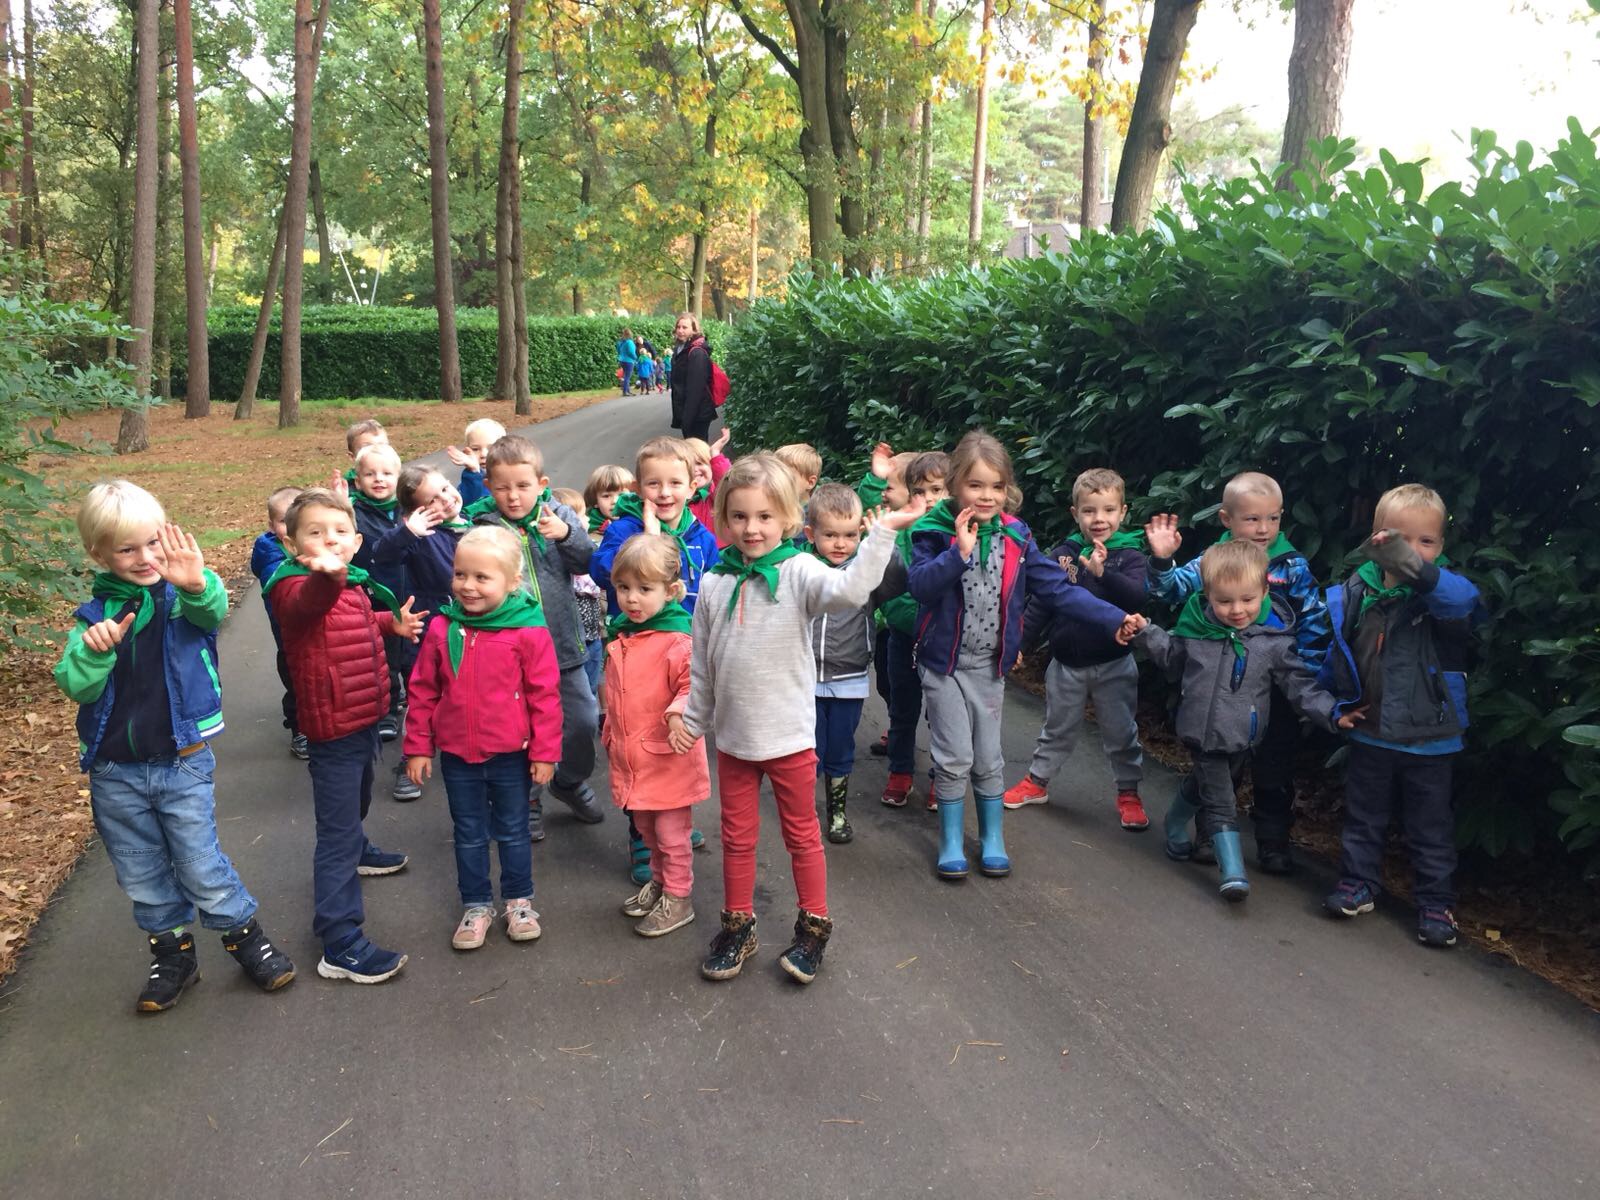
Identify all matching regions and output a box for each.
[936,800,968,880]
[1164,784,1200,861]
[974,795,1011,878]
[1213,830,1251,902]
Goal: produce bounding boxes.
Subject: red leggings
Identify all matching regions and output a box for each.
[717,748,828,917]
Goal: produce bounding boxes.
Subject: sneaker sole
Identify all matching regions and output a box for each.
[316,954,408,983]
[392,792,421,803]
[256,969,296,991]
[1002,795,1048,810]
[1327,900,1376,918]
[1219,883,1251,903]
[880,795,908,807]
[1418,931,1458,947]
[136,972,200,1013]
[636,910,695,938]
[452,935,488,951]
[826,830,853,844]
[506,924,542,943]
[357,859,409,876]
[779,956,818,984]
[701,940,758,981]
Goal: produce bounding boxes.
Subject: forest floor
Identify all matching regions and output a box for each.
[0,390,611,984]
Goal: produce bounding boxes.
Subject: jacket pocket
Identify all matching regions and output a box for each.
[1443,671,1470,730]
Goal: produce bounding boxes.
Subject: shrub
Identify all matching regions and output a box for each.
[204,308,727,400]
[723,125,1600,870]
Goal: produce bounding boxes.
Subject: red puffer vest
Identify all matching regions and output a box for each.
[272,572,398,743]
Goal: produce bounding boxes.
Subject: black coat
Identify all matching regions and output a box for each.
[671,335,713,432]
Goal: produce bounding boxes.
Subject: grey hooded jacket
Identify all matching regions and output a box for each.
[470,499,595,671]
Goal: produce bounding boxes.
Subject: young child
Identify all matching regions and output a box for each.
[1145,470,1332,873]
[383,466,472,624]
[660,348,672,392]
[1318,484,1483,948]
[590,436,720,617]
[1136,540,1359,901]
[446,417,507,508]
[349,442,410,746]
[266,488,426,983]
[672,454,927,985]
[344,418,388,485]
[465,435,604,834]
[552,486,608,699]
[636,351,656,394]
[54,482,295,1013]
[684,427,733,542]
[402,526,562,950]
[583,464,636,539]
[774,443,822,507]
[864,448,917,754]
[251,485,306,760]
[604,534,709,938]
[1005,468,1152,831]
[909,431,1139,881]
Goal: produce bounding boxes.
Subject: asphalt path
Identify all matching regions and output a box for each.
[2,392,1598,1199]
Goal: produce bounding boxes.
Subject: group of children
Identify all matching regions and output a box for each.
[616,328,670,396]
[57,404,1484,1014]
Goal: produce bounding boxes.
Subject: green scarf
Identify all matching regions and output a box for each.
[914,499,1026,567]
[707,543,804,616]
[343,467,357,485]
[807,543,855,568]
[353,491,399,517]
[439,592,546,674]
[91,573,157,637]
[1217,530,1297,560]
[261,559,403,617]
[1171,591,1270,661]
[587,507,607,534]
[612,491,696,552]
[1063,529,1148,558]
[691,485,710,505]
[1355,554,1450,616]
[465,488,553,552]
[605,600,693,642]
[436,517,473,533]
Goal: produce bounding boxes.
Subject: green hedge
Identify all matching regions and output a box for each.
[724,126,1600,869]
[205,307,728,400]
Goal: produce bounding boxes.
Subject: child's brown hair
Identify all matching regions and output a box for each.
[947,429,1015,493]
[284,487,356,540]
[635,435,696,482]
[344,418,387,454]
[484,434,544,478]
[611,533,686,599]
[584,464,636,512]
[1200,540,1268,592]
[905,451,949,494]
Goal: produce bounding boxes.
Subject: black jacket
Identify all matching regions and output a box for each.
[671,335,713,432]
[1022,539,1147,668]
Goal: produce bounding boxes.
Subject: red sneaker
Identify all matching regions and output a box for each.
[881,772,913,807]
[1116,790,1150,831]
[1003,776,1049,810]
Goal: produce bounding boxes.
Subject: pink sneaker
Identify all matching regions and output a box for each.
[504,898,542,942]
[452,905,494,951]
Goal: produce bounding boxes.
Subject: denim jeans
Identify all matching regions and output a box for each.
[441,751,534,906]
[619,361,635,394]
[814,697,866,777]
[884,629,922,775]
[89,746,257,933]
[583,637,604,695]
[306,724,379,951]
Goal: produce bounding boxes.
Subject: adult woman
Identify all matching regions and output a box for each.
[616,327,639,396]
[670,312,715,442]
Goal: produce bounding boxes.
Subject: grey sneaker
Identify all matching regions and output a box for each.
[548,780,605,824]
[636,892,695,938]
[622,878,663,918]
[392,772,422,802]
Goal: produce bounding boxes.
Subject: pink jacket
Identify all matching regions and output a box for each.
[602,629,708,811]
[689,454,732,547]
[403,620,563,766]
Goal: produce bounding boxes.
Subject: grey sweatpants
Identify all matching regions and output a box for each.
[920,665,1007,801]
[1029,656,1143,788]
[553,662,598,789]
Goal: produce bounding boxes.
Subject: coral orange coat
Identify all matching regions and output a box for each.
[602,629,709,811]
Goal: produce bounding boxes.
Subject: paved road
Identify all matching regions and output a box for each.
[3,394,1598,1199]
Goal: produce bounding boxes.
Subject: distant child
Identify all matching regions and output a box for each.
[636,352,656,393]
[1145,470,1332,873]
[583,464,636,539]
[605,534,709,938]
[552,486,608,697]
[661,348,672,391]
[1006,468,1152,831]
[774,443,822,507]
[349,442,410,746]
[673,454,927,985]
[55,482,295,1013]
[684,427,733,542]
[590,436,720,616]
[343,418,388,485]
[1318,485,1483,948]
[265,487,427,982]
[1136,540,1359,902]
[909,431,1139,881]
[402,526,562,950]
[251,485,306,760]
[447,417,508,507]
[862,446,916,754]
[465,435,603,834]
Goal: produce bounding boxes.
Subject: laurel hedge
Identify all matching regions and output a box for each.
[724,126,1600,868]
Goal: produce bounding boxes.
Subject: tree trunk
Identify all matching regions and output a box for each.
[1109,0,1200,234]
[118,0,160,453]
[915,0,936,266]
[107,17,139,355]
[1079,1,1106,231]
[748,204,759,301]
[153,17,175,405]
[175,0,208,417]
[421,0,462,403]
[688,108,716,319]
[1277,0,1355,191]
[494,0,523,403]
[0,0,16,251]
[235,204,287,418]
[820,5,866,274]
[20,0,41,260]
[967,0,994,264]
[277,0,322,428]
[309,156,333,303]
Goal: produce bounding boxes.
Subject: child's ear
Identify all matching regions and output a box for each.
[539,475,551,490]
[1217,508,1234,531]
[351,532,364,552]
[669,580,687,602]
[803,523,815,543]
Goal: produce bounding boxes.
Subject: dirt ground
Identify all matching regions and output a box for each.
[0,392,609,986]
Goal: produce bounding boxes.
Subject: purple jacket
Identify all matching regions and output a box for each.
[908,513,1127,678]
[1022,540,1148,668]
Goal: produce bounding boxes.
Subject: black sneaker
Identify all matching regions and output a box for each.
[358,842,409,876]
[392,771,422,802]
[701,910,758,981]
[1256,837,1296,875]
[529,796,547,842]
[289,732,309,760]
[316,933,407,984]
[376,714,400,742]
[1417,906,1459,948]
[549,780,605,824]
[779,910,834,985]
[137,928,199,1013]
[222,920,296,991]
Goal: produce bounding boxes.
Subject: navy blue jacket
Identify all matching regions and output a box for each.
[590,512,720,616]
[1023,539,1148,668]
[351,496,412,607]
[370,523,464,626]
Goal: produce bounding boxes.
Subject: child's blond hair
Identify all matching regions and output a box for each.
[551,486,585,514]
[683,437,713,466]
[267,485,302,522]
[78,481,166,556]
[1200,540,1269,592]
[354,442,402,474]
[635,435,696,482]
[456,525,525,587]
[1373,483,1447,531]
[344,418,387,454]
[463,417,506,447]
[715,453,804,539]
[584,464,636,512]
[773,443,822,485]
[1072,468,1126,507]
[611,533,687,600]
[806,482,863,529]
[484,434,544,478]
[1221,471,1282,513]
[284,487,355,541]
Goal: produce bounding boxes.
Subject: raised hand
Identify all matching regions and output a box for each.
[405,755,432,786]
[329,472,350,502]
[640,505,661,536]
[445,444,479,472]
[953,505,979,559]
[870,440,895,480]
[530,760,556,785]
[297,551,348,575]
[395,595,428,642]
[870,493,928,534]
[711,425,732,456]
[1336,705,1369,731]
[1113,612,1149,645]
[155,523,207,593]
[404,506,442,538]
[665,713,695,755]
[1363,529,1425,582]
[1144,513,1182,560]
[83,611,136,654]
[536,508,570,543]
[1082,538,1108,578]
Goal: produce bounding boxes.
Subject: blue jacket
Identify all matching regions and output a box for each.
[590,512,720,616]
[250,530,289,635]
[908,513,1127,678]
[370,523,465,624]
[457,467,489,508]
[617,338,638,365]
[54,573,229,770]
[351,496,411,607]
[1148,539,1331,671]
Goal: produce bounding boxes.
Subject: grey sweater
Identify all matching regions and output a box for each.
[470,499,595,671]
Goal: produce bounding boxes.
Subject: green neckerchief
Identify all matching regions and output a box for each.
[1063,529,1148,557]
[353,491,399,517]
[1171,591,1271,661]
[914,499,1026,567]
[439,592,546,674]
[1355,554,1450,616]
[605,600,693,642]
[612,491,696,552]
[261,559,403,617]
[436,517,473,533]
[343,467,357,485]
[587,507,607,534]
[1217,530,1297,560]
[465,488,553,551]
[91,573,157,637]
[707,543,804,616]
[690,485,710,505]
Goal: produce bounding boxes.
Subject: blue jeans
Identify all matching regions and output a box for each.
[885,629,923,775]
[619,361,635,394]
[583,637,604,695]
[306,724,379,951]
[89,746,257,933]
[814,697,866,778]
[440,751,534,906]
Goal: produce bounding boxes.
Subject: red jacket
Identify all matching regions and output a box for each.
[402,619,563,766]
[273,572,401,743]
[688,453,732,547]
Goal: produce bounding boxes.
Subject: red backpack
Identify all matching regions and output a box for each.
[709,360,730,408]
